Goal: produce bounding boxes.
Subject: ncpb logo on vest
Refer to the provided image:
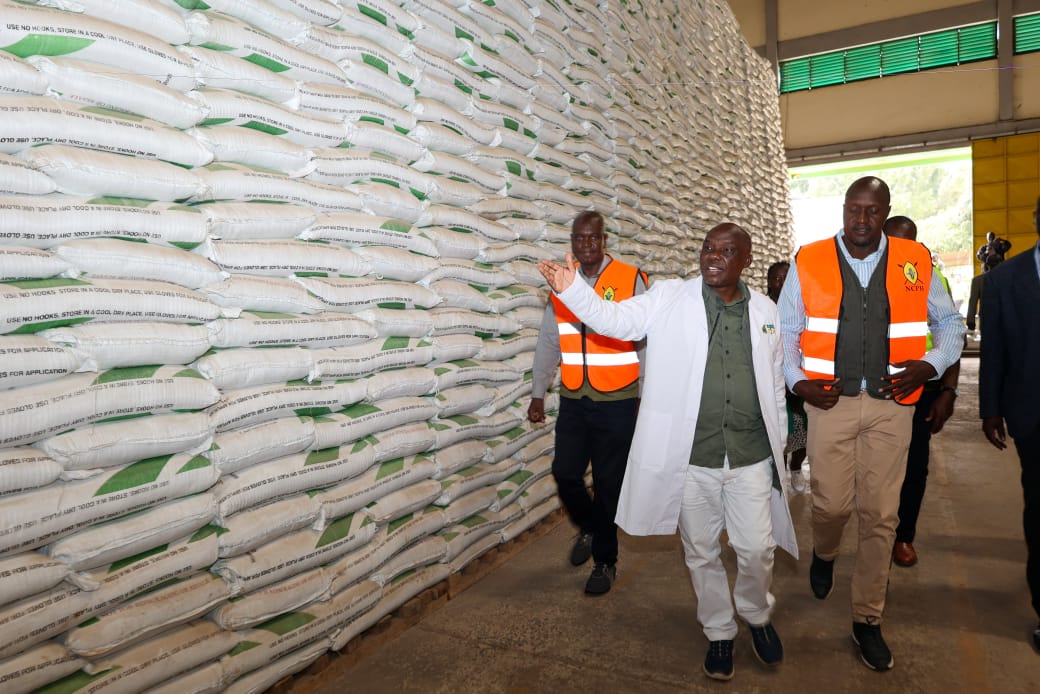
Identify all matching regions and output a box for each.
[602,286,617,301]
[900,261,925,292]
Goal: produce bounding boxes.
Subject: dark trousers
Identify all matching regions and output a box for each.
[895,388,941,543]
[1014,426,1040,620]
[552,395,637,566]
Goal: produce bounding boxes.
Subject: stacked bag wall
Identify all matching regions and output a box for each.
[0,0,793,690]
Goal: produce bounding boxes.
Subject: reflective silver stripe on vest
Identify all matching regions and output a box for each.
[888,321,929,339]
[802,355,835,375]
[805,316,840,334]
[561,352,640,366]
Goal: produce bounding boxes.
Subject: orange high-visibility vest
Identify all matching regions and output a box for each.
[797,236,932,405]
[551,257,646,393]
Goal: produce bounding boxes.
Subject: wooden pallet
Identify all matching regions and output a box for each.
[272,508,566,694]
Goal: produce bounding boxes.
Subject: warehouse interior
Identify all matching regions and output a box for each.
[0,0,1038,693]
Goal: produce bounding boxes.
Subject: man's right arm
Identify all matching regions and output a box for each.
[529,301,560,422]
[778,257,841,409]
[979,270,1008,449]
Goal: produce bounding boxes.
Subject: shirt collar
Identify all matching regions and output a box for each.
[702,279,750,308]
[837,228,887,263]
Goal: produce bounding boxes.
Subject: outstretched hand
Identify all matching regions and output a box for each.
[538,253,577,294]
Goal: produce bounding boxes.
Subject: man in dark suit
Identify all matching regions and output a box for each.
[966,251,1002,332]
[980,195,1040,653]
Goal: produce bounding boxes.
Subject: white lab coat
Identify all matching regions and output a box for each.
[555,276,798,559]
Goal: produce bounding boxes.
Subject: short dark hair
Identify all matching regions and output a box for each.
[883,215,913,231]
[571,210,605,236]
[767,261,789,279]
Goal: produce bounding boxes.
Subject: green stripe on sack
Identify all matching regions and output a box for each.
[2,35,94,59]
[227,640,261,657]
[358,5,388,26]
[317,513,357,547]
[397,71,414,86]
[108,544,169,573]
[448,414,478,425]
[344,402,381,418]
[3,277,90,289]
[94,455,172,496]
[380,220,411,233]
[375,458,405,479]
[9,316,93,334]
[199,117,234,126]
[93,365,161,384]
[362,54,389,75]
[35,666,116,694]
[382,336,409,350]
[258,611,317,635]
[242,121,288,136]
[178,455,212,473]
[376,301,406,309]
[244,53,291,73]
[306,448,339,465]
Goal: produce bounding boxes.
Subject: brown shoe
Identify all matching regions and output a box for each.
[893,541,917,567]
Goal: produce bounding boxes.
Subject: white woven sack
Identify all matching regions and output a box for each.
[38,411,214,472]
[294,276,441,313]
[189,125,315,177]
[177,44,298,105]
[0,195,209,251]
[0,152,55,195]
[297,82,416,130]
[207,311,376,348]
[198,275,327,314]
[299,213,439,257]
[194,346,314,390]
[17,144,205,202]
[55,238,223,289]
[40,322,210,371]
[30,56,206,129]
[208,415,315,475]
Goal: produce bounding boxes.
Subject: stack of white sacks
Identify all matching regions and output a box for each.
[0,0,793,691]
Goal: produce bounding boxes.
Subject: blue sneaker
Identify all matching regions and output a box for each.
[749,622,783,666]
[703,639,734,681]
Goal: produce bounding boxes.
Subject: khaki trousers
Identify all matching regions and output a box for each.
[806,392,913,623]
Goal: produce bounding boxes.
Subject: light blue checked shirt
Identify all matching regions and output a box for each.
[778,231,965,391]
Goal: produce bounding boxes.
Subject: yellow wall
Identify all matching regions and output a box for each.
[1014,51,1040,120]
[776,0,978,41]
[780,60,999,150]
[972,134,1040,271]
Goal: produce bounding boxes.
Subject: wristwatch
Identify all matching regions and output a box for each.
[939,386,958,397]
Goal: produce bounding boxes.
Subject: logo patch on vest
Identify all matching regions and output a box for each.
[900,261,924,291]
[601,286,617,301]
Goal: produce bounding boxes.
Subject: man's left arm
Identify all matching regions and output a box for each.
[884,270,965,398]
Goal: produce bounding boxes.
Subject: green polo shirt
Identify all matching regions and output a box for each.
[689,282,772,469]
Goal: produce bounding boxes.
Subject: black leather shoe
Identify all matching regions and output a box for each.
[810,550,834,600]
[584,563,616,595]
[1032,623,1040,653]
[569,532,593,566]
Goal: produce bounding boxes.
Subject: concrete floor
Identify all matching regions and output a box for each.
[310,357,1040,693]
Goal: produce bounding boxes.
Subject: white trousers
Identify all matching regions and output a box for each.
[677,457,776,641]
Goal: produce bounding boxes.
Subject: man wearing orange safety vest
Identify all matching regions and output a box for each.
[777,177,964,673]
[529,210,646,596]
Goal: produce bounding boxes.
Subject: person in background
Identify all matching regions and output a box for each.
[768,261,808,494]
[882,216,961,568]
[966,251,1003,333]
[528,210,646,596]
[977,231,1012,264]
[980,195,1040,654]
[777,177,964,672]
[539,223,797,682]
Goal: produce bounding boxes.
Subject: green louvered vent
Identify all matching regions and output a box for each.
[1015,13,1040,54]
[779,21,997,94]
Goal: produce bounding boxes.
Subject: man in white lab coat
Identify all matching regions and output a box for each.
[539,223,797,682]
